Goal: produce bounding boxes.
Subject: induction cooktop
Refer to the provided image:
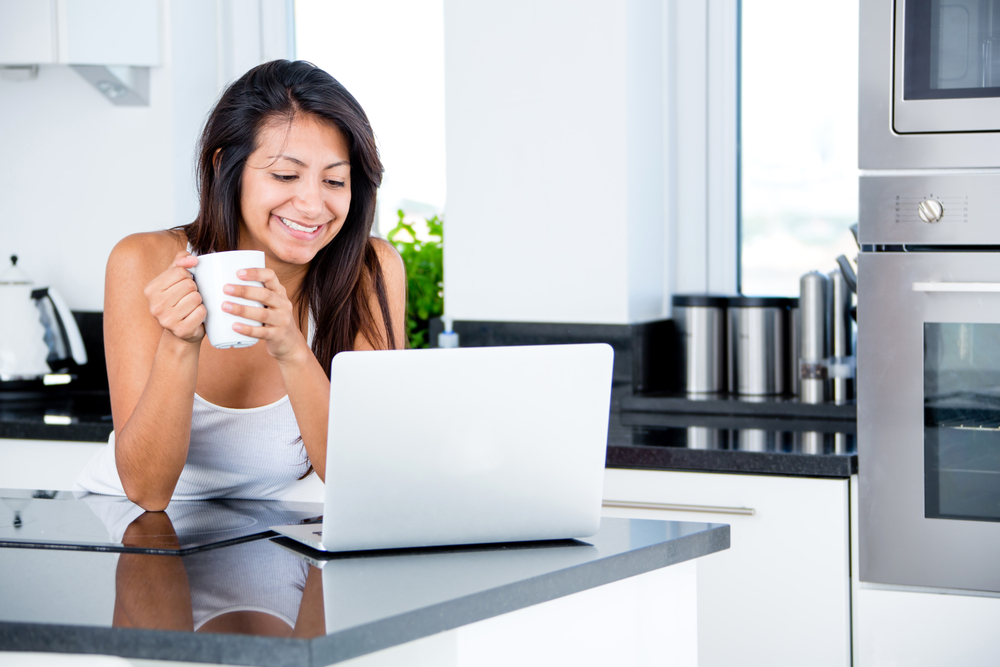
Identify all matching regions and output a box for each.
[0,489,322,555]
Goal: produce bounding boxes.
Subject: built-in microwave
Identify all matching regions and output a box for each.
[860,0,1000,168]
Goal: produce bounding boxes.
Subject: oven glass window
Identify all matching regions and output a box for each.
[904,0,1000,99]
[925,323,1000,522]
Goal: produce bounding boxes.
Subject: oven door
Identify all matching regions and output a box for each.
[895,0,1000,133]
[859,251,1000,593]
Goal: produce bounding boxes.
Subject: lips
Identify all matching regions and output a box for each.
[273,214,324,240]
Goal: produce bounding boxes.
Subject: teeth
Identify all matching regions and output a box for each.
[280,217,319,233]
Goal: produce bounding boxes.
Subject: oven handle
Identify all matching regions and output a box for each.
[912,282,1000,293]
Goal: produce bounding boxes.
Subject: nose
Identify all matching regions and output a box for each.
[293,179,324,219]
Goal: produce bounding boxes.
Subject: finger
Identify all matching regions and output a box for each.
[150,265,198,293]
[236,268,281,291]
[223,283,282,307]
[173,251,198,268]
[223,302,287,328]
[231,321,268,340]
[173,290,204,319]
[162,277,200,309]
[176,304,207,337]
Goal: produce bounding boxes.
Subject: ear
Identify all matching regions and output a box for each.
[212,148,223,173]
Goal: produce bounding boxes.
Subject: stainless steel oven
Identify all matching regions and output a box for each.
[859,172,1000,592]
[861,0,1000,168]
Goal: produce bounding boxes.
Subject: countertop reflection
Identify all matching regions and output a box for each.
[0,516,728,666]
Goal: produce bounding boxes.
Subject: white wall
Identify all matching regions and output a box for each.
[442,0,738,325]
[0,0,293,312]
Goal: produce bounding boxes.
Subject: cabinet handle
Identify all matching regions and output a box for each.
[603,500,756,517]
[912,282,1000,293]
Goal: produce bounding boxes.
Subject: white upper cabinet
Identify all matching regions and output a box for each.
[0,0,159,66]
[0,1,57,64]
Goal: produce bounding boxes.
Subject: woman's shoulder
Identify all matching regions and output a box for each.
[369,236,404,277]
[108,229,187,276]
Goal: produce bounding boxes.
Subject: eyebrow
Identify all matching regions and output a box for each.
[271,155,349,169]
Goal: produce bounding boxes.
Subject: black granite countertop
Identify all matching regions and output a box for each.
[0,385,857,478]
[0,390,113,442]
[607,405,857,479]
[0,516,729,666]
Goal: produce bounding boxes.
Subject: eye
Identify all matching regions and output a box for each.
[325,180,346,188]
[271,174,297,182]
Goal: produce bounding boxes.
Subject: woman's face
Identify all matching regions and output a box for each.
[239,113,352,266]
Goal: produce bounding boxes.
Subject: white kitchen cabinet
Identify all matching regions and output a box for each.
[0,438,103,491]
[0,2,56,65]
[0,0,159,66]
[602,468,851,667]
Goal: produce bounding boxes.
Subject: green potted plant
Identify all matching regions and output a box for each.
[386,209,443,348]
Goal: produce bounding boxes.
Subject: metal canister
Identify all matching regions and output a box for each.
[672,295,728,394]
[726,296,795,396]
[800,272,829,404]
[827,268,854,403]
[788,298,800,396]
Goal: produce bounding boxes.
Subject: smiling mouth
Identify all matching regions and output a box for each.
[278,216,323,234]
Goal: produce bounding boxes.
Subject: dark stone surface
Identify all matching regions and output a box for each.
[607,389,858,479]
[0,390,112,442]
[429,318,638,384]
[621,392,857,421]
[0,518,729,666]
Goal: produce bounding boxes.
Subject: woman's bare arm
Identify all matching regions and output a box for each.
[290,239,405,480]
[106,232,206,511]
[219,239,406,481]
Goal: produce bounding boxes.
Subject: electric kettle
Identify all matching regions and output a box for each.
[0,255,88,382]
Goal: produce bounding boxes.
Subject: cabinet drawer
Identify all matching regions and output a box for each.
[603,468,851,667]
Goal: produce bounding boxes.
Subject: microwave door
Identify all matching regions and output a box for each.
[894,0,1000,133]
[859,251,1000,593]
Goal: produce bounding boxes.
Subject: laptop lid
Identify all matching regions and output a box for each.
[321,343,614,552]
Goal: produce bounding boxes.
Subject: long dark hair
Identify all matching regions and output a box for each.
[184,60,396,375]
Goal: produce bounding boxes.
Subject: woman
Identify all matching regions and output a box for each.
[77,60,406,511]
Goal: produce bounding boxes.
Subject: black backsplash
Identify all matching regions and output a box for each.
[70,311,109,393]
[428,318,679,393]
[65,313,681,396]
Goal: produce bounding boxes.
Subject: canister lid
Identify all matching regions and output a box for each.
[671,294,730,308]
[725,296,797,308]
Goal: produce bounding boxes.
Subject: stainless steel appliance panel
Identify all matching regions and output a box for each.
[859,250,1000,592]
[860,0,1000,169]
[859,171,1000,245]
[893,0,1000,133]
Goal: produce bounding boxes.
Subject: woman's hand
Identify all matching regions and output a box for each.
[222,268,309,364]
[143,251,206,345]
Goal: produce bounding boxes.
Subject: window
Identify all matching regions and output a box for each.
[294,0,446,236]
[740,0,860,296]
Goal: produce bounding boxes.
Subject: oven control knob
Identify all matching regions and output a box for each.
[918,198,944,223]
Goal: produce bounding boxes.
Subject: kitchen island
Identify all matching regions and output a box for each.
[0,384,854,666]
[0,513,728,667]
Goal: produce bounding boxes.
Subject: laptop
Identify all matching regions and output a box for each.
[271,343,614,552]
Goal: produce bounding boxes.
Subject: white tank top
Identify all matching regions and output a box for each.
[75,393,315,500]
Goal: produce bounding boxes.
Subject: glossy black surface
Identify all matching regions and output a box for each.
[0,490,322,554]
[0,516,729,666]
[0,390,112,441]
[609,387,858,478]
[621,390,856,420]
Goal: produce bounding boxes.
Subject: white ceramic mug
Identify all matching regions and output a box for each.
[189,250,265,349]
